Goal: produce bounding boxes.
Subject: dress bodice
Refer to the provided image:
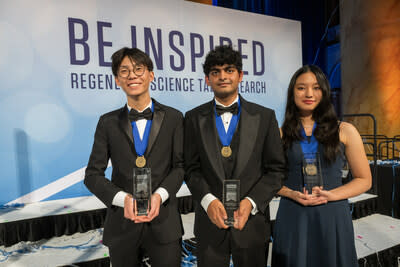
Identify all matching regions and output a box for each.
[284,141,345,192]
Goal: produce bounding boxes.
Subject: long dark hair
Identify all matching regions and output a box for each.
[281,65,340,163]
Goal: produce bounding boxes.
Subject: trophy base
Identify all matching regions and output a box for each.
[136,199,149,216]
[224,209,236,227]
[224,218,235,227]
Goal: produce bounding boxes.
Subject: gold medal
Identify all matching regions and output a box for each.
[305,164,317,175]
[135,156,146,168]
[221,146,232,158]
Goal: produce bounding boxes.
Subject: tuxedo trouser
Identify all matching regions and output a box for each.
[108,223,181,267]
[197,229,266,267]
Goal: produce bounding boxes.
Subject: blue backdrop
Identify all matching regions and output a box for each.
[0,0,302,205]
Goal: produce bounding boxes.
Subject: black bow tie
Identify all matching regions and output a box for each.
[129,108,153,122]
[215,103,238,116]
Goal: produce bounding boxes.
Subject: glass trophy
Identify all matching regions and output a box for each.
[342,160,349,179]
[223,180,240,227]
[133,168,151,216]
[302,152,323,194]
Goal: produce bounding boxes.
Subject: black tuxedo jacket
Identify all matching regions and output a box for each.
[84,99,184,248]
[184,95,286,247]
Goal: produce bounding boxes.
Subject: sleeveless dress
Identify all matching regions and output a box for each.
[271,141,358,267]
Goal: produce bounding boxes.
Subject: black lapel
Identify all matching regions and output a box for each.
[145,99,165,157]
[233,96,259,178]
[119,105,134,146]
[199,101,225,181]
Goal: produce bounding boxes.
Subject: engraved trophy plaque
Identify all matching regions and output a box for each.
[133,168,151,216]
[302,152,323,194]
[223,180,240,227]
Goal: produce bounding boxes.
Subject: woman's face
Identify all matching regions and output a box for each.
[293,72,322,115]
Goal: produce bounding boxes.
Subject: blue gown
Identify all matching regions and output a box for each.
[271,141,358,267]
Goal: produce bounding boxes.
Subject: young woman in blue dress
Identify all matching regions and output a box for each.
[272,65,372,267]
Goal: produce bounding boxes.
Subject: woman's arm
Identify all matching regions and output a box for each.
[314,122,372,201]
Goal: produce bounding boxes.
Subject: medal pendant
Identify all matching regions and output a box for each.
[221,146,232,158]
[305,164,317,176]
[136,156,146,168]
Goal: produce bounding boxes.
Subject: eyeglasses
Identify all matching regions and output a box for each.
[118,65,146,78]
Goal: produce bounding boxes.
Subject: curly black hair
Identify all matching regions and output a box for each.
[203,45,242,76]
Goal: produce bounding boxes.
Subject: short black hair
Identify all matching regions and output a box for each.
[111,47,154,76]
[203,45,243,76]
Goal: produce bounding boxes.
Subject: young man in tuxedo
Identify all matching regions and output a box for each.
[84,47,184,267]
[184,45,286,267]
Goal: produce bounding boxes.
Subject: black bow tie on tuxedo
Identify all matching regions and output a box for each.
[129,108,153,122]
[215,102,238,116]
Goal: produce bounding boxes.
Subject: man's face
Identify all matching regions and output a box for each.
[205,64,243,99]
[115,56,154,98]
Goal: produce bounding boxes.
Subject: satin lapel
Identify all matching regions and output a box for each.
[199,103,225,181]
[145,101,165,157]
[119,106,134,145]
[233,101,259,179]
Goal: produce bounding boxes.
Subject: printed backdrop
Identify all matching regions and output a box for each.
[0,0,302,204]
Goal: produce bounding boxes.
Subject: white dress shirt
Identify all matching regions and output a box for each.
[112,100,169,208]
[200,96,258,215]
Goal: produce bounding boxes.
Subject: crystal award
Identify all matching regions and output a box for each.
[223,179,240,227]
[133,167,151,216]
[302,152,323,194]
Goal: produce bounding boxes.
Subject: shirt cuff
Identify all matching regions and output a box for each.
[246,196,258,215]
[112,191,128,208]
[201,193,217,213]
[155,187,169,204]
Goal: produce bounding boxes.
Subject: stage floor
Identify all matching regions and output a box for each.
[0,191,376,223]
[1,194,398,267]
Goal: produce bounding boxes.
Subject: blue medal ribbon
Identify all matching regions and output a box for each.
[215,98,241,148]
[300,123,318,156]
[131,104,153,156]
